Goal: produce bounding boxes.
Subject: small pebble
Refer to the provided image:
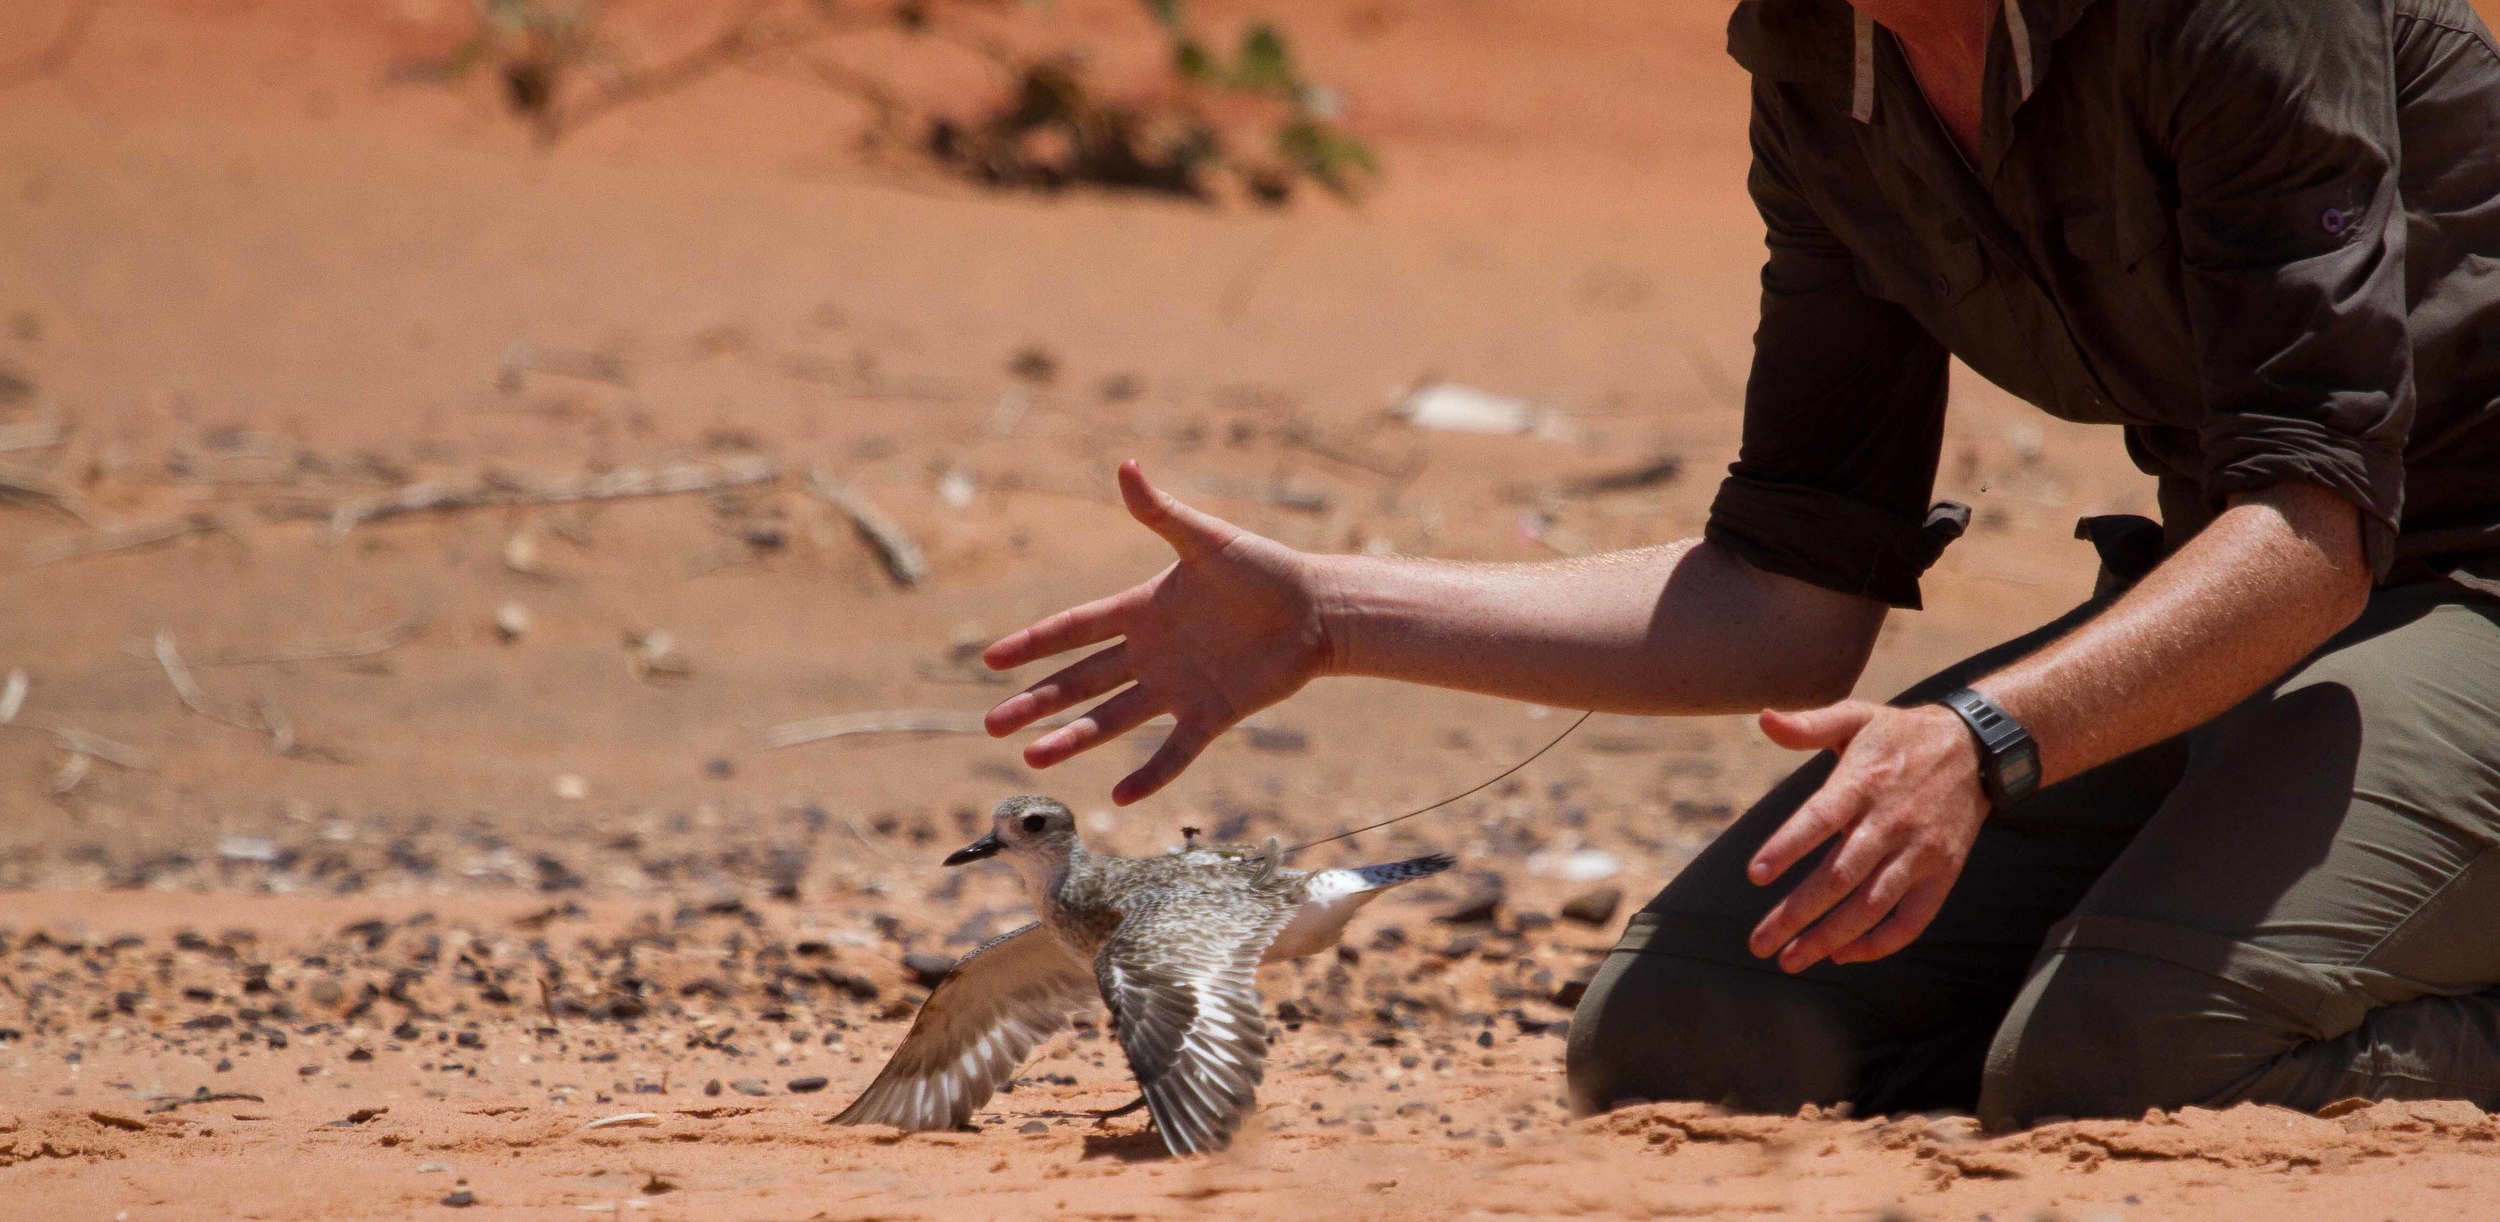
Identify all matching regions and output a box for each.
[441,1181,475,1208]
[1559,886,1624,927]
[1018,1120,1048,1134]
[493,601,531,643]
[703,1079,723,1097]
[786,1076,828,1094]
[729,1078,770,1097]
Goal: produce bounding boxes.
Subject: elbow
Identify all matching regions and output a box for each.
[1726,636,1869,712]
[2323,566,2371,634]
[1772,665,1865,711]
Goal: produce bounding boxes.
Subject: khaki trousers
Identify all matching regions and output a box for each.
[1566,579,2500,1127]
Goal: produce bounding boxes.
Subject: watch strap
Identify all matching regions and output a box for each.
[1936,687,2041,809]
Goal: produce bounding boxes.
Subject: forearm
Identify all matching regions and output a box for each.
[1977,485,2370,786]
[1315,538,1886,715]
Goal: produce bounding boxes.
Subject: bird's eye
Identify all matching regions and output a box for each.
[1022,814,1048,834]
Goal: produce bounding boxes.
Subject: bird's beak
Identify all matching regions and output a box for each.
[943,832,1003,867]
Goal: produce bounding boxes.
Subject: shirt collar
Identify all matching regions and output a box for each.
[1849,0,2105,125]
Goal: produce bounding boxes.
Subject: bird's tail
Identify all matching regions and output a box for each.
[1351,852,1456,890]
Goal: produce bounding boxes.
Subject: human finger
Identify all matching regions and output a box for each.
[1024,686,1164,768]
[1113,722,1213,806]
[1831,871,1954,965]
[984,587,1139,672]
[1748,766,1871,886]
[986,643,1132,736]
[1750,809,1892,960]
[1775,854,1921,973]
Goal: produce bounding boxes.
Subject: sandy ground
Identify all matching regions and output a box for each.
[4,0,2498,1217]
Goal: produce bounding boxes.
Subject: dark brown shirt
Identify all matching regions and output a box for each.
[1708,0,2500,608]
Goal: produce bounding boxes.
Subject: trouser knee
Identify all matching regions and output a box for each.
[1980,946,2284,1130]
[1566,936,1857,1117]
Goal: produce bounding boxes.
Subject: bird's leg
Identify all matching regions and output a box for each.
[1090,1094,1149,1121]
[1252,836,1282,886]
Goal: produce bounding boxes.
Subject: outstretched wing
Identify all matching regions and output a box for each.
[1094,894,1290,1156]
[834,923,1096,1131]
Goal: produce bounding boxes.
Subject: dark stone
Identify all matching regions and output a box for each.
[1550,974,1595,1009]
[787,1076,829,1094]
[901,951,956,988]
[1437,891,1502,926]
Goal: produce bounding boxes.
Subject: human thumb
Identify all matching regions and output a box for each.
[1118,459,1231,558]
[1759,701,1877,752]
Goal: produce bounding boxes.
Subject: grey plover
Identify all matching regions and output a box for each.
[833,794,1454,1155]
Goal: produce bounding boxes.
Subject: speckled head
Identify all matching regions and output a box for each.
[941,794,1078,867]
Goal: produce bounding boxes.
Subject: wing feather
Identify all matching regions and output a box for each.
[833,923,1095,1131]
[1094,895,1289,1156]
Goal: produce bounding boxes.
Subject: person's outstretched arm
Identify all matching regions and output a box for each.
[982,460,1887,804]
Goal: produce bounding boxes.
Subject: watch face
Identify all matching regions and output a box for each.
[2003,753,2038,791]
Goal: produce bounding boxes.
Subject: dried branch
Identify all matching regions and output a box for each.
[325,455,776,537]
[153,630,249,728]
[152,630,331,760]
[145,1090,266,1115]
[0,461,89,521]
[764,708,1070,751]
[805,469,925,588]
[20,513,224,567]
[1,713,150,770]
[117,603,430,669]
[497,341,630,388]
[1279,420,1423,482]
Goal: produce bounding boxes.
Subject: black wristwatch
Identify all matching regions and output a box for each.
[1936,687,2041,810]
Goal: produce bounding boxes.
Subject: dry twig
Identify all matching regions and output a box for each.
[144,1090,266,1115]
[325,455,776,538]
[764,708,988,750]
[0,461,90,522]
[152,630,331,760]
[2,712,149,770]
[762,708,1076,751]
[20,513,225,567]
[805,469,925,588]
[117,603,430,669]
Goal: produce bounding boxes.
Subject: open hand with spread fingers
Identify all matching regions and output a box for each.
[983,460,1336,805]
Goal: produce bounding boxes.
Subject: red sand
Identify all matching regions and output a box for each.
[4,1,2498,1217]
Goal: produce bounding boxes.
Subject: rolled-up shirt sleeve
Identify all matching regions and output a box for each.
[1706,82,1955,610]
[2161,0,2413,576]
